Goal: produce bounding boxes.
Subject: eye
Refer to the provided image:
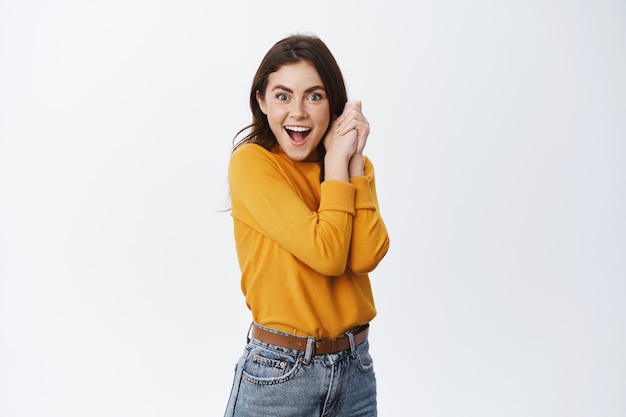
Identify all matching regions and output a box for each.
[308,93,323,101]
[276,93,288,101]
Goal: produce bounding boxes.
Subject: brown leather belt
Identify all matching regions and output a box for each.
[251,324,369,355]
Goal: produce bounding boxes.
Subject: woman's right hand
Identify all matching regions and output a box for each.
[323,117,358,182]
[335,100,370,156]
[323,100,369,180]
[324,117,359,163]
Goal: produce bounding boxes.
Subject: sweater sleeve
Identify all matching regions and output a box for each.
[347,156,390,274]
[229,145,355,276]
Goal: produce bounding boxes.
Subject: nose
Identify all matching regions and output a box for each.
[291,99,306,120]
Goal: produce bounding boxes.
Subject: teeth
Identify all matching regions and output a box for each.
[285,126,311,133]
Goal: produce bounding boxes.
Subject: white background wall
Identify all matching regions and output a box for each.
[1,1,625,416]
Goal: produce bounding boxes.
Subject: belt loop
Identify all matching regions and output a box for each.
[347,331,357,358]
[303,337,315,364]
[246,322,254,344]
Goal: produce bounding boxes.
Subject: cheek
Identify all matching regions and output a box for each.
[266,105,286,122]
[265,108,286,135]
[321,115,331,132]
[313,108,331,129]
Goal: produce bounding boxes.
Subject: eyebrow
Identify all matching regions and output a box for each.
[271,84,326,94]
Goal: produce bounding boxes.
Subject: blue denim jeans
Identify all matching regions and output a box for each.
[224,324,377,417]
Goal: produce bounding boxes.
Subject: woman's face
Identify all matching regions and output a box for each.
[257,61,331,162]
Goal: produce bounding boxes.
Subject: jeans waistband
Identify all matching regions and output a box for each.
[250,323,369,356]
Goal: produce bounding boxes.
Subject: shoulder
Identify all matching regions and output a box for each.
[229,144,285,186]
[231,143,271,163]
[230,144,277,172]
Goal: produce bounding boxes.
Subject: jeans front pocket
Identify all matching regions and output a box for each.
[355,340,375,374]
[224,349,250,417]
[241,345,302,386]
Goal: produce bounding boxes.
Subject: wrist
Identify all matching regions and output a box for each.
[324,152,351,182]
[349,154,364,177]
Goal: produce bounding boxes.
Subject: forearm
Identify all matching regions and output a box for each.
[346,161,390,273]
[348,210,390,274]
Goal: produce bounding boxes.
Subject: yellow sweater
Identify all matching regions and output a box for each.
[229,143,390,338]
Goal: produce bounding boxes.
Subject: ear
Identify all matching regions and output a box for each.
[256,90,267,115]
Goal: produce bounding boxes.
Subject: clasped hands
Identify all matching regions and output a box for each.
[323,100,370,163]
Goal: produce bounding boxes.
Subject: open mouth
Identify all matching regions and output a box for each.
[284,125,312,144]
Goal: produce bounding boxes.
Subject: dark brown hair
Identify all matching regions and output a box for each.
[232,34,348,157]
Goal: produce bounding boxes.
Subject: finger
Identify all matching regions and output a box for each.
[345,100,361,110]
[338,119,370,138]
[337,112,367,133]
[337,101,363,123]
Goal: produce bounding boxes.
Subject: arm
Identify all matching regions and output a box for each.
[331,101,389,274]
[229,145,356,276]
[347,157,390,274]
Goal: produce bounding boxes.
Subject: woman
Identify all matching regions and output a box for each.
[225,34,390,417]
